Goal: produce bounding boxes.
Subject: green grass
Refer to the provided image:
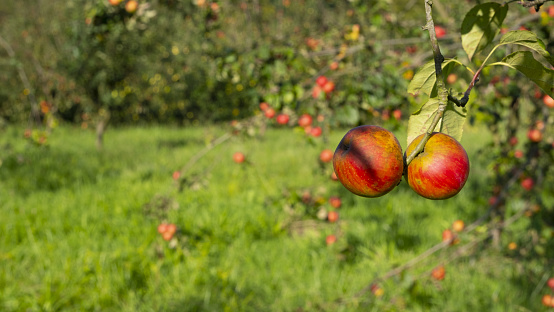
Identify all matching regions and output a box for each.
[0,124,549,311]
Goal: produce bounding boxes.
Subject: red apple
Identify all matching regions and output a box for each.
[320,149,333,163]
[276,113,290,125]
[392,109,402,120]
[125,0,138,13]
[316,76,328,87]
[431,265,446,281]
[172,171,181,180]
[521,177,534,191]
[527,129,542,142]
[329,196,342,209]
[109,0,122,5]
[509,137,518,146]
[326,234,337,245]
[259,102,269,111]
[329,62,339,70]
[327,211,339,223]
[452,220,465,232]
[405,133,470,200]
[310,126,322,137]
[333,125,404,198]
[549,5,554,18]
[312,85,322,99]
[514,150,523,159]
[233,152,245,163]
[544,95,554,108]
[542,294,553,307]
[264,108,276,119]
[322,81,335,93]
[162,231,173,241]
[446,73,457,84]
[157,223,168,234]
[442,229,454,243]
[298,114,313,128]
[166,224,177,234]
[435,26,446,38]
[381,109,390,121]
[547,277,554,291]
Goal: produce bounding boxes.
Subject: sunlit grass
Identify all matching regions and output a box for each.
[0,124,546,311]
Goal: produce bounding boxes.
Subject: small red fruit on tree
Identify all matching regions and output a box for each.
[172,171,181,180]
[435,26,446,38]
[431,266,446,281]
[452,220,465,232]
[326,234,337,245]
[548,5,554,18]
[109,0,122,5]
[488,196,498,206]
[509,136,518,146]
[322,81,335,93]
[329,196,342,209]
[312,85,322,99]
[276,113,290,125]
[329,62,339,70]
[521,177,534,191]
[316,75,328,87]
[310,126,322,137]
[233,152,246,164]
[392,109,402,120]
[543,94,554,108]
[446,73,457,84]
[298,114,313,128]
[527,129,542,142]
[405,133,470,200]
[259,102,269,111]
[320,149,334,163]
[327,211,339,223]
[125,0,138,13]
[333,125,404,198]
[514,150,523,159]
[265,108,276,119]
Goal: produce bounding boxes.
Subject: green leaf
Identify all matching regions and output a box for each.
[489,51,554,98]
[499,30,554,66]
[407,98,467,146]
[407,98,440,146]
[461,3,508,60]
[335,105,359,126]
[407,59,463,98]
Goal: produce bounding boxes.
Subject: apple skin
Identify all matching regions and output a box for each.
[125,0,138,13]
[333,125,404,198]
[405,132,470,200]
[298,114,313,128]
[543,94,554,108]
[276,113,289,125]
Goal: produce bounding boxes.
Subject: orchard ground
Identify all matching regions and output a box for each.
[1,123,551,311]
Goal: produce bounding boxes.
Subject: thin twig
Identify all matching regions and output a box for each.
[405,0,449,166]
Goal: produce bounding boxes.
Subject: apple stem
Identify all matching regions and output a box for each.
[405,0,449,167]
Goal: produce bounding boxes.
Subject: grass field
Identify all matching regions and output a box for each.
[0,124,550,311]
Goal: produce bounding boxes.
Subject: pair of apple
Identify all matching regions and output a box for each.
[333,125,470,200]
